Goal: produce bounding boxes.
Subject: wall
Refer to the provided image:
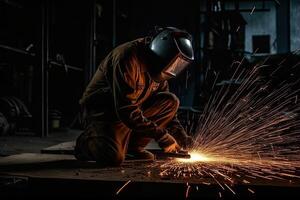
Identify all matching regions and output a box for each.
[291,0,300,51]
[239,2,277,54]
[226,0,299,53]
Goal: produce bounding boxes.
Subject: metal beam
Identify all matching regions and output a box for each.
[112,0,117,47]
[49,60,83,72]
[276,0,291,53]
[40,0,49,137]
[199,9,270,14]
[85,0,97,85]
[0,44,36,57]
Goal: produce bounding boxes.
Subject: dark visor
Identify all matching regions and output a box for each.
[163,54,190,77]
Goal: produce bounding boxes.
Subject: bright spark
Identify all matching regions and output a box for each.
[158,61,300,195]
[177,152,213,163]
[116,180,131,195]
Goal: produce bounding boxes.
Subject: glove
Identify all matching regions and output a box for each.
[156,133,181,153]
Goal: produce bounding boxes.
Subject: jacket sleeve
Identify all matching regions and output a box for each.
[156,81,189,142]
[112,57,167,139]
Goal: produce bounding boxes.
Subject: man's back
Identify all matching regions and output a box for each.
[80,38,144,106]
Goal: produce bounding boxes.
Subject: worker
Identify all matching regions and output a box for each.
[75,27,195,166]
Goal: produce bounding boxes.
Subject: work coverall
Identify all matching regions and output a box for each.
[75,38,188,166]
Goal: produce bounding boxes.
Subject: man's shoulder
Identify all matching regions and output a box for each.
[112,38,145,60]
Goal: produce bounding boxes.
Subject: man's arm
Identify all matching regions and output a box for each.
[156,81,193,148]
[157,81,195,148]
[112,57,171,142]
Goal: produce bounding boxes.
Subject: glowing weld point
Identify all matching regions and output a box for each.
[177,152,213,163]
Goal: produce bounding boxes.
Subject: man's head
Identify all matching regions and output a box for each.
[146,27,194,82]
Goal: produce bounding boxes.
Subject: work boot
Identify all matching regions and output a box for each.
[126,149,155,161]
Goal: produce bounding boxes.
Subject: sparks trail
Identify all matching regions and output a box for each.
[159,63,300,193]
[195,63,300,158]
[116,180,132,195]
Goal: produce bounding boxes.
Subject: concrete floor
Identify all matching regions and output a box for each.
[0,153,300,199]
[1,130,300,199]
[0,129,81,156]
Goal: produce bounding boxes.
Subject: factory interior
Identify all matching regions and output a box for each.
[0,0,300,199]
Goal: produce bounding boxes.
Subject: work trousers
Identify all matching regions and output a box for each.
[74,92,179,166]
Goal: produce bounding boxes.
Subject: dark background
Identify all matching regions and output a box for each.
[0,0,299,137]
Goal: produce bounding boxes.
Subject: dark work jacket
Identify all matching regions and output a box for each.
[79,38,187,140]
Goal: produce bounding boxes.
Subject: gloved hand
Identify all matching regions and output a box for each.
[157,133,181,153]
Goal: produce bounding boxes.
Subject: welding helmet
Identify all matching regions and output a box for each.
[148,27,194,82]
